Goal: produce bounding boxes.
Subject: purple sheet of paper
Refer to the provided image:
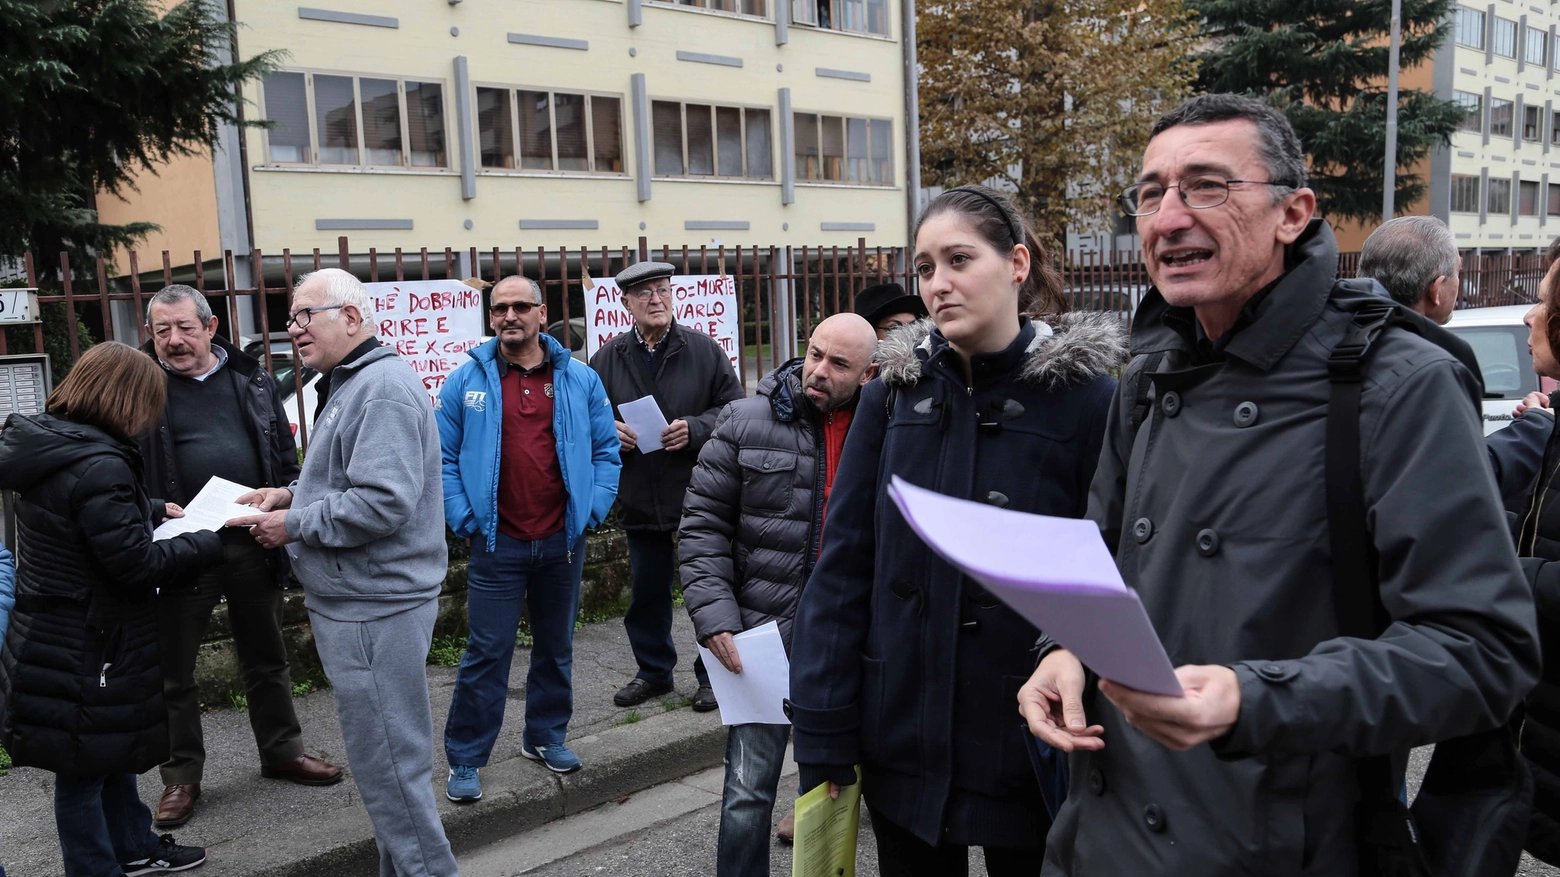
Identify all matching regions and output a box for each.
[888,476,1184,697]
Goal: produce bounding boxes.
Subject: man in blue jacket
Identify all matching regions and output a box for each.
[437,275,621,801]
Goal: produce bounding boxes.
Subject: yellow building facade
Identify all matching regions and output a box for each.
[99,0,916,283]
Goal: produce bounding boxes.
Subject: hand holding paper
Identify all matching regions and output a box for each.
[154,477,261,541]
[619,396,670,454]
[695,622,789,725]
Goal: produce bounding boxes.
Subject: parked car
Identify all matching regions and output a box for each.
[1444,305,1554,435]
[549,317,586,361]
[242,333,319,435]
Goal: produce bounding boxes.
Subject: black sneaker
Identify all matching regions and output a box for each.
[121,834,207,875]
[691,684,719,712]
[613,677,673,707]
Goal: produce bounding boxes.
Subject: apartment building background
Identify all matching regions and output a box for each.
[97,0,917,301]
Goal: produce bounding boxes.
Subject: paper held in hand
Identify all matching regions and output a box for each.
[619,395,670,454]
[695,621,791,725]
[152,476,259,541]
[792,765,862,877]
[886,476,1184,697]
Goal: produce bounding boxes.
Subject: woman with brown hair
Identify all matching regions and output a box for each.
[788,186,1127,875]
[0,341,225,877]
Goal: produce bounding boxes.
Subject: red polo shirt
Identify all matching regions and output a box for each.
[496,360,567,541]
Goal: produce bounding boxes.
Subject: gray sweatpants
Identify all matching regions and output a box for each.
[311,599,459,877]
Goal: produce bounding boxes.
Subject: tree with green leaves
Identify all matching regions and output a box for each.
[1189,0,1464,225]
[918,0,1201,240]
[0,0,280,277]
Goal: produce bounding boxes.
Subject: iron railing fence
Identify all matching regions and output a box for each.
[4,238,1547,451]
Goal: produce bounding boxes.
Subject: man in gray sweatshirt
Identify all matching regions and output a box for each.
[230,268,458,877]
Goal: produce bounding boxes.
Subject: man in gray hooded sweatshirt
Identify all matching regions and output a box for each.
[230,268,457,877]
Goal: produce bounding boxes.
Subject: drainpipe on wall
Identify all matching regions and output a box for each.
[902,0,921,248]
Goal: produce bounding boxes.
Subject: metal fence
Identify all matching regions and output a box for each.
[3,237,1548,451]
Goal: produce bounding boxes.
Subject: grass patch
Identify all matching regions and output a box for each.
[291,667,330,696]
[614,709,642,727]
[663,696,693,713]
[0,742,11,776]
[428,635,467,667]
[227,691,248,712]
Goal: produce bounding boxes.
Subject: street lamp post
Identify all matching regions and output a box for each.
[1383,0,1403,220]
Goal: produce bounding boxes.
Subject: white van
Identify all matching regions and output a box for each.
[1444,305,1554,435]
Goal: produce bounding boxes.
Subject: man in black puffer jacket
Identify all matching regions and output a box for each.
[680,313,879,877]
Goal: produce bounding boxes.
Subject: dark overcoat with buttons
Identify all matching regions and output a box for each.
[1041,220,1541,876]
[788,313,1124,848]
[1513,406,1560,864]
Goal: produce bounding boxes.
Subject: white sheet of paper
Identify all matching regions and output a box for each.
[619,395,670,453]
[887,476,1184,697]
[153,476,259,541]
[696,621,791,725]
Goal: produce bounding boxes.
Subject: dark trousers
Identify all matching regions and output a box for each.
[53,773,159,877]
[623,529,708,689]
[868,804,1042,877]
[158,541,304,785]
[444,529,586,765]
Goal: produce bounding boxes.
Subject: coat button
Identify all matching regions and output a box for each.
[1257,663,1293,682]
[1132,517,1154,543]
[762,461,772,469]
[1161,390,1181,418]
[985,491,1009,507]
[1144,804,1166,833]
[1234,401,1259,428]
[1088,768,1106,796]
[1196,528,1220,556]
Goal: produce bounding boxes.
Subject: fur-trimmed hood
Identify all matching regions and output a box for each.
[875,312,1129,390]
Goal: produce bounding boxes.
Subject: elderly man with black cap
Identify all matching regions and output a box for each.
[854,281,929,341]
[590,261,744,710]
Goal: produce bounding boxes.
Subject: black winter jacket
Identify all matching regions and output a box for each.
[0,413,223,776]
[137,335,301,585]
[680,360,846,651]
[788,313,1124,848]
[1517,398,1560,865]
[589,322,745,531]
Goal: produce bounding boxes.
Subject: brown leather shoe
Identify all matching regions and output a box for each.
[261,754,344,786]
[154,783,200,828]
[777,808,796,845]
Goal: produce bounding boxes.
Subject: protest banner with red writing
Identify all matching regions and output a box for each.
[585,275,740,371]
[366,279,485,404]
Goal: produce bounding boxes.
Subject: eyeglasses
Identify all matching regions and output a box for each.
[1119,173,1296,217]
[286,305,344,329]
[624,285,672,302]
[489,301,540,317]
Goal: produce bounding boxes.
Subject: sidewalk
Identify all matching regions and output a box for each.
[0,612,725,876]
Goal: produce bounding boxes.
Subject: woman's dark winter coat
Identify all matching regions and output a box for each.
[1517,402,1560,865]
[0,413,223,777]
[787,313,1125,849]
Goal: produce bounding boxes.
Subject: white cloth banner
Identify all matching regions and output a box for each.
[585,275,740,371]
[365,280,485,405]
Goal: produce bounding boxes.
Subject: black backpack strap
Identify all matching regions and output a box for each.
[1129,351,1168,434]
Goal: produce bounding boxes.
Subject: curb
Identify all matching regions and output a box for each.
[217,707,728,876]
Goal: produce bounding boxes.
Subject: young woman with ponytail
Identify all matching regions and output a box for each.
[786,186,1128,875]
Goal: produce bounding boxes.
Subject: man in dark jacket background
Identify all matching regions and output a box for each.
[590,261,744,710]
[138,285,340,829]
[680,313,877,874]
[1021,94,1540,875]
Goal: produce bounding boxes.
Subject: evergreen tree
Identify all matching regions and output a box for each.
[0,0,279,276]
[1189,0,1465,224]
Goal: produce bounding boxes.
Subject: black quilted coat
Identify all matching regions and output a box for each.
[1517,401,1560,865]
[0,413,223,777]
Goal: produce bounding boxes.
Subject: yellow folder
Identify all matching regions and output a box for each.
[791,766,863,877]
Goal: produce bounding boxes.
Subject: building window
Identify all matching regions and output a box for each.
[260,70,447,168]
[1528,26,1549,66]
[1489,176,1512,215]
[1525,105,1541,141]
[1456,6,1486,49]
[1491,98,1514,137]
[1521,179,1540,216]
[1552,109,1560,145]
[1548,183,1560,216]
[793,112,893,184]
[650,0,766,15]
[1451,174,1481,213]
[1455,90,1483,133]
[1494,17,1518,58]
[474,86,624,174]
[651,100,774,180]
[792,0,890,36]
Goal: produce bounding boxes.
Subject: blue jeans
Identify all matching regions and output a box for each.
[624,529,708,689]
[445,529,586,766]
[717,723,793,877]
[53,773,160,877]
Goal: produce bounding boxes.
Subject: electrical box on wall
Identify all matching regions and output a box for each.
[0,353,50,419]
[0,288,40,324]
